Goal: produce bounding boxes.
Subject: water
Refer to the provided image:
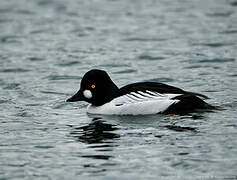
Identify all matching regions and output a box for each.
[0,0,237,179]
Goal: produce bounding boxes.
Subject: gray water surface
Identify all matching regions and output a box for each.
[0,0,237,179]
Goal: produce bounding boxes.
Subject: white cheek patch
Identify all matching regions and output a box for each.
[83,90,92,99]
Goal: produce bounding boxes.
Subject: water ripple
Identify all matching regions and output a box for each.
[164,125,198,132]
[0,19,12,23]
[206,11,233,17]
[2,83,20,90]
[220,30,237,34]
[193,42,235,48]
[114,69,137,74]
[198,58,235,63]
[0,68,30,73]
[99,63,129,68]
[123,37,166,42]
[80,155,112,160]
[0,35,22,44]
[138,55,166,61]
[147,77,174,83]
[34,145,54,149]
[40,91,68,95]
[184,65,202,69]
[230,1,237,6]
[37,0,54,6]
[45,75,81,80]
[57,61,81,67]
[0,99,8,104]
[16,9,35,15]
[28,57,45,61]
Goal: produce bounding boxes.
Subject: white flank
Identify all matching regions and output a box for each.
[83,90,92,99]
[87,91,181,115]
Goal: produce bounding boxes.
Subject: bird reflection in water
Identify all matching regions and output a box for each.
[69,118,120,144]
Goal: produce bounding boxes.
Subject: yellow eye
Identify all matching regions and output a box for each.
[91,84,95,89]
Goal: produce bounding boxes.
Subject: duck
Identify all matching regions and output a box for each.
[66,69,218,115]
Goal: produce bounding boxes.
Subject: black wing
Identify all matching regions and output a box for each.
[119,82,209,99]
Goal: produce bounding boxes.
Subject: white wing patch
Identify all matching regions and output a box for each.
[87,90,182,115]
[113,91,180,106]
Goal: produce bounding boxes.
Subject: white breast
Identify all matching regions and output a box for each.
[87,91,181,115]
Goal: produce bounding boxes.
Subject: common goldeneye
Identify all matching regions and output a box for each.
[66,69,217,115]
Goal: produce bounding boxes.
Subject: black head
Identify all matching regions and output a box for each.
[66,69,119,106]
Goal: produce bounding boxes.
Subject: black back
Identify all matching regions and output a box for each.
[119,82,209,99]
